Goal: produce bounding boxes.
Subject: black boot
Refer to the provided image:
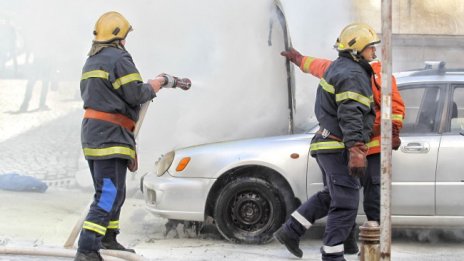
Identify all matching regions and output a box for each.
[273,226,303,258]
[101,229,135,253]
[320,246,346,261]
[343,225,359,255]
[74,251,103,261]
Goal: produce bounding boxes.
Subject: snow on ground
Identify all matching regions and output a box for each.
[1,189,464,261]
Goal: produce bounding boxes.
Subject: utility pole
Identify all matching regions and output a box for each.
[380,0,393,260]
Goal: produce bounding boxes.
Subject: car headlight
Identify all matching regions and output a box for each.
[156,151,175,177]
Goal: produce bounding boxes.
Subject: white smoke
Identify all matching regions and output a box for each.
[132,0,355,173]
[279,0,353,131]
[0,0,354,175]
[132,0,291,173]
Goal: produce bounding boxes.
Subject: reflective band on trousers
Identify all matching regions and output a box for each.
[108,220,120,229]
[83,146,136,159]
[291,211,312,229]
[322,244,344,254]
[392,114,404,122]
[336,91,373,108]
[112,73,143,89]
[310,141,345,151]
[367,139,380,148]
[83,221,107,235]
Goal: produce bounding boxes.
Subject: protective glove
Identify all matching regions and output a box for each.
[348,142,368,177]
[392,126,401,150]
[392,136,401,150]
[280,47,303,66]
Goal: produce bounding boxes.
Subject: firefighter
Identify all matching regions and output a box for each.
[75,11,169,261]
[273,23,378,260]
[278,32,405,254]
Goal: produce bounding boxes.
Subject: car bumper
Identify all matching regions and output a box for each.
[142,172,216,221]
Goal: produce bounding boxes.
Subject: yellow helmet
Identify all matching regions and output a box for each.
[93,11,133,43]
[336,23,380,54]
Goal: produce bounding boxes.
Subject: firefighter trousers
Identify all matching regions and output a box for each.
[77,158,127,253]
[284,152,360,260]
[360,153,380,222]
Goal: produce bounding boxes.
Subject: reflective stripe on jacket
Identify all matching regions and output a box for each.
[80,47,156,160]
[309,55,375,155]
[301,56,405,155]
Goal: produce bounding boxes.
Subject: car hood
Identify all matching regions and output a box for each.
[167,133,313,179]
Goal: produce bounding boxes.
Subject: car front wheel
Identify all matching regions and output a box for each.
[213,177,285,244]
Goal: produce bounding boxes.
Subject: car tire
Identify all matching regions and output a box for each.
[213,177,285,244]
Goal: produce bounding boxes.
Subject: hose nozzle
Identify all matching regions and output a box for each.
[175,77,192,90]
[162,74,192,90]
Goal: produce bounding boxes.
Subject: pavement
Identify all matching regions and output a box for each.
[0,79,83,187]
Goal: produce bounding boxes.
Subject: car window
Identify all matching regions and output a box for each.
[400,85,442,134]
[449,85,464,133]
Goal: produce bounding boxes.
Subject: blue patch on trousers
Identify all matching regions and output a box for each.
[98,178,116,212]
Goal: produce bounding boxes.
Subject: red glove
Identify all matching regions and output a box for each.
[348,142,368,177]
[392,136,401,150]
[281,47,303,66]
[392,126,401,150]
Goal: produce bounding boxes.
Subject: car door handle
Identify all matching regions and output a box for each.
[401,142,430,153]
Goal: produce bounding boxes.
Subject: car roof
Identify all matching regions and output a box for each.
[395,61,464,85]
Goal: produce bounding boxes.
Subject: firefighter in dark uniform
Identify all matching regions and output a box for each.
[75,12,170,261]
[277,23,405,255]
[274,23,379,260]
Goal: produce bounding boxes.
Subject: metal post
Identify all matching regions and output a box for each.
[359,221,380,261]
[380,0,393,260]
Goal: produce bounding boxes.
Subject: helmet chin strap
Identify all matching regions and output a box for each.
[339,51,374,77]
[352,49,376,63]
[349,51,361,62]
[117,40,126,49]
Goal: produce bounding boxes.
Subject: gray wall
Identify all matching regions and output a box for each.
[392,34,464,72]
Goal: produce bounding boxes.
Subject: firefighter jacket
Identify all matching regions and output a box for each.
[300,57,405,155]
[307,54,376,156]
[80,46,156,161]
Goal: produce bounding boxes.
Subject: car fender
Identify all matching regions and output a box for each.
[167,134,312,200]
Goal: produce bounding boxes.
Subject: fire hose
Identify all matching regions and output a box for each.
[0,246,145,261]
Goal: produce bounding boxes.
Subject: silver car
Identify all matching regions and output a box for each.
[142,62,464,244]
